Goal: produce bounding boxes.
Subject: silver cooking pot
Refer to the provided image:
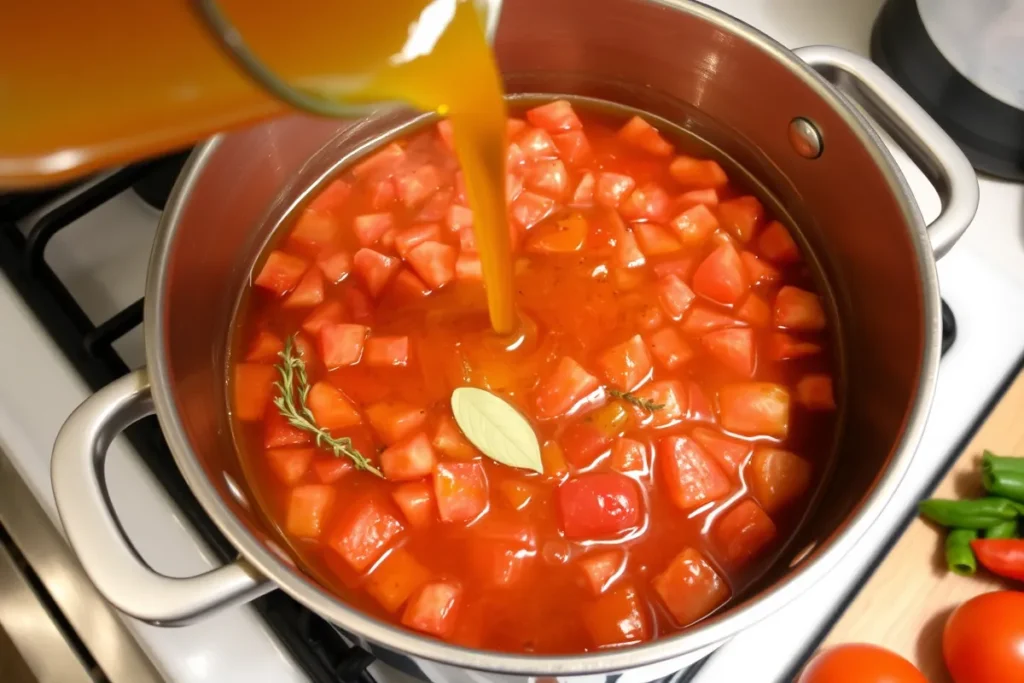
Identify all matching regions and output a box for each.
[51,0,978,680]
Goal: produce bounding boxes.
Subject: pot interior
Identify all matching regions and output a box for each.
[149,0,930,672]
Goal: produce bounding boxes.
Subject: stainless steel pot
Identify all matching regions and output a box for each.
[51,1,979,680]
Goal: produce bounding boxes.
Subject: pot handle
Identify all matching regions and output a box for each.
[794,45,979,260]
[51,368,273,625]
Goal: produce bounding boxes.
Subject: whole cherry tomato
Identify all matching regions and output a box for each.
[797,643,927,683]
[943,591,1024,683]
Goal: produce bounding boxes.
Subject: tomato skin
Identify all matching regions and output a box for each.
[943,591,1024,683]
[558,473,642,539]
[798,643,926,683]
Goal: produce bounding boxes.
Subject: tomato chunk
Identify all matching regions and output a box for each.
[330,496,404,574]
[692,243,749,305]
[739,251,780,285]
[366,547,431,613]
[749,447,812,514]
[670,204,719,247]
[364,336,410,368]
[510,191,556,230]
[436,119,455,150]
[394,165,441,209]
[434,462,489,523]
[657,274,696,321]
[553,130,592,166]
[312,457,354,484]
[365,401,428,445]
[692,427,750,477]
[391,481,437,528]
[381,432,438,482]
[233,363,277,421]
[701,327,755,376]
[388,269,430,301]
[658,436,731,511]
[676,188,719,211]
[352,142,405,178]
[578,550,626,595]
[353,213,394,247]
[558,473,642,539]
[307,381,362,430]
[736,293,772,327]
[653,547,730,627]
[618,116,673,156]
[595,172,636,208]
[681,305,744,335]
[246,330,284,363]
[669,156,727,189]
[319,323,367,369]
[718,382,790,438]
[394,223,443,258]
[597,334,653,392]
[291,210,340,249]
[644,328,691,370]
[281,267,326,310]
[402,581,463,638]
[610,438,648,475]
[717,196,764,244]
[317,250,353,284]
[468,516,538,587]
[534,357,601,420]
[560,423,613,468]
[619,182,671,222]
[499,480,541,510]
[266,447,314,485]
[526,99,583,132]
[629,380,687,428]
[582,584,650,648]
[757,220,801,265]
[286,484,335,539]
[302,300,345,336]
[519,128,558,160]
[527,159,569,198]
[405,241,457,290]
[541,441,570,483]
[714,499,777,566]
[432,415,478,460]
[254,250,308,296]
[308,179,351,216]
[634,223,682,256]
[455,252,482,281]
[571,172,596,207]
[264,409,310,448]
[767,332,821,360]
[774,286,826,331]
[353,248,400,297]
[797,374,836,410]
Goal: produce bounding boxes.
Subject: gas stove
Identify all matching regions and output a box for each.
[2,1,1024,682]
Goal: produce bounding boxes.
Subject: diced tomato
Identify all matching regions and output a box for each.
[293,333,318,366]
[266,447,314,485]
[416,187,453,222]
[797,374,836,410]
[558,473,642,539]
[560,422,613,468]
[552,130,592,166]
[506,142,526,168]
[519,128,558,160]
[434,461,489,523]
[352,142,405,178]
[457,225,477,253]
[404,241,457,289]
[365,547,431,613]
[701,327,755,376]
[362,336,408,368]
[319,323,367,369]
[307,381,362,430]
[352,213,394,247]
[308,179,351,216]
[388,269,431,300]
[587,400,631,437]
[767,332,821,360]
[432,414,477,460]
[507,117,528,138]
[571,172,596,207]
[647,327,694,370]
[610,438,647,475]
[246,330,283,363]
[619,182,671,222]
[510,191,556,231]
[396,165,442,209]
[446,204,473,234]
[657,274,696,321]
[634,303,665,331]
[718,382,790,438]
[301,300,345,335]
[328,496,405,572]
[380,225,398,252]
[505,173,525,204]
[343,287,373,323]
[286,484,335,538]
[669,156,728,189]
[676,188,719,211]
[402,580,463,638]
[736,293,771,327]
[365,401,428,445]
[618,115,674,156]
[312,457,354,483]
[670,204,719,247]
[714,499,777,566]
[658,436,731,511]
[526,159,569,198]
[692,427,750,477]
[652,257,697,281]
[382,432,438,482]
[368,176,397,209]
[757,220,801,264]
[526,212,587,253]
[597,334,653,392]
[578,550,625,595]
[353,248,400,297]
[739,251,780,285]
[468,516,538,587]
[653,547,730,627]
[692,243,749,305]
[534,357,601,420]
[233,363,277,421]
[541,441,570,483]
[393,223,442,258]
[499,480,541,510]
[595,172,637,208]
[436,119,455,150]
[391,480,437,528]
[685,381,716,423]
[680,305,744,335]
[774,286,826,331]
[581,584,650,648]
[629,380,687,428]
[290,210,340,249]
[254,250,308,296]
[264,409,310,448]
[717,196,763,244]
[317,250,353,284]
[455,252,482,281]
[749,447,812,515]
[526,99,582,132]
[633,223,682,256]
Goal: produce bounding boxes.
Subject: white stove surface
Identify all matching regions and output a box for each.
[1,1,1023,683]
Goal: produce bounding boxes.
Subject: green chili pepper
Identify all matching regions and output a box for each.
[918,497,1019,529]
[986,520,1018,539]
[981,451,1024,505]
[945,528,978,576]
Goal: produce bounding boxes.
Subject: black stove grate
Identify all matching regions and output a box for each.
[0,156,959,683]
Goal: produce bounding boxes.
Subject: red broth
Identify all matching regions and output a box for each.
[230,100,838,654]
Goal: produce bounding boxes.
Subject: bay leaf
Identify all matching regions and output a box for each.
[450,387,543,474]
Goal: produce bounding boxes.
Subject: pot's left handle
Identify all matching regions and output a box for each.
[51,368,273,625]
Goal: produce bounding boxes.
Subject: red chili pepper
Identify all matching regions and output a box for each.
[970,539,1024,581]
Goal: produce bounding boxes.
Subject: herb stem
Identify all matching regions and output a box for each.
[609,388,664,413]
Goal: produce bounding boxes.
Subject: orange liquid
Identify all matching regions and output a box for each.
[1,0,515,332]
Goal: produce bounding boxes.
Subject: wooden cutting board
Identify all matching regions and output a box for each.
[822,369,1024,681]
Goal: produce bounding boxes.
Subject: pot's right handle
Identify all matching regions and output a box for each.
[795,45,979,260]
[51,368,273,625]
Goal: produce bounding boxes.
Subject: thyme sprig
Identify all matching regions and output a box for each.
[609,388,665,413]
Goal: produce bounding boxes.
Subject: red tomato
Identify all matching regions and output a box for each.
[432,415,477,460]
[381,432,438,482]
[307,381,362,430]
[291,210,341,248]
[595,172,637,208]
[363,336,410,368]
[619,182,672,222]
[365,401,428,445]
[266,447,314,485]
[653,547,730,626]
[634,223,682,256]
[692,243,749,305]
[301,300,345,336]
[317,249,353,284]
[307,179,351,215]
[618,115,674,156]
[658,436,731,511]
[534,357,601,420]
[798,643,926,683]
[510,191,556,230]
[365,548,431,613]
[518,128,559,160]
[749,447,812,514]
[352,212,395,247]
[282,268,325,309]
[391,481,437,528]
[405,240,457,289]
[739,250,780,285]
[233,363,277,421]
[597,334,653,392]
[328,496,405,572]
[553,130,593,166]
[526,159,569,198]
[558,473,642,539]
[716,195,764,244]
[609,438,648,475]
[581,584,650,647]
[434,462,489,523]
[254,250,308,296]
[578,550,626,595]
[264,409,310,448]
[797,374,836,410]
[669,156,728,189]
[647,327,694,370]
[681,306,744,335]
[767,332,822,361]
[671,204,719,247]
[286,485,335,538]
[718,382,791,439]
[775,286,826,331]
[758,220,801,264]
[736,293,772,328]
[560,423,614,468]
[701,327,755,376]
[394,165,441,208]
[944,591,1024,683]
[692,427,749,478]
[402,580,463,638]
[657,274,696,321]
[319,323,368,369]
[714,499,776,566]
[353,248,400,297]
[394,223,443,258]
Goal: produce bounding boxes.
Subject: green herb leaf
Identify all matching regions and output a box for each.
[451,387,543,474]
[274,335,382,477]
[609,388,664,412]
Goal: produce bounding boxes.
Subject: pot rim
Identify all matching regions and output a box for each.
[145,0,941,674]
